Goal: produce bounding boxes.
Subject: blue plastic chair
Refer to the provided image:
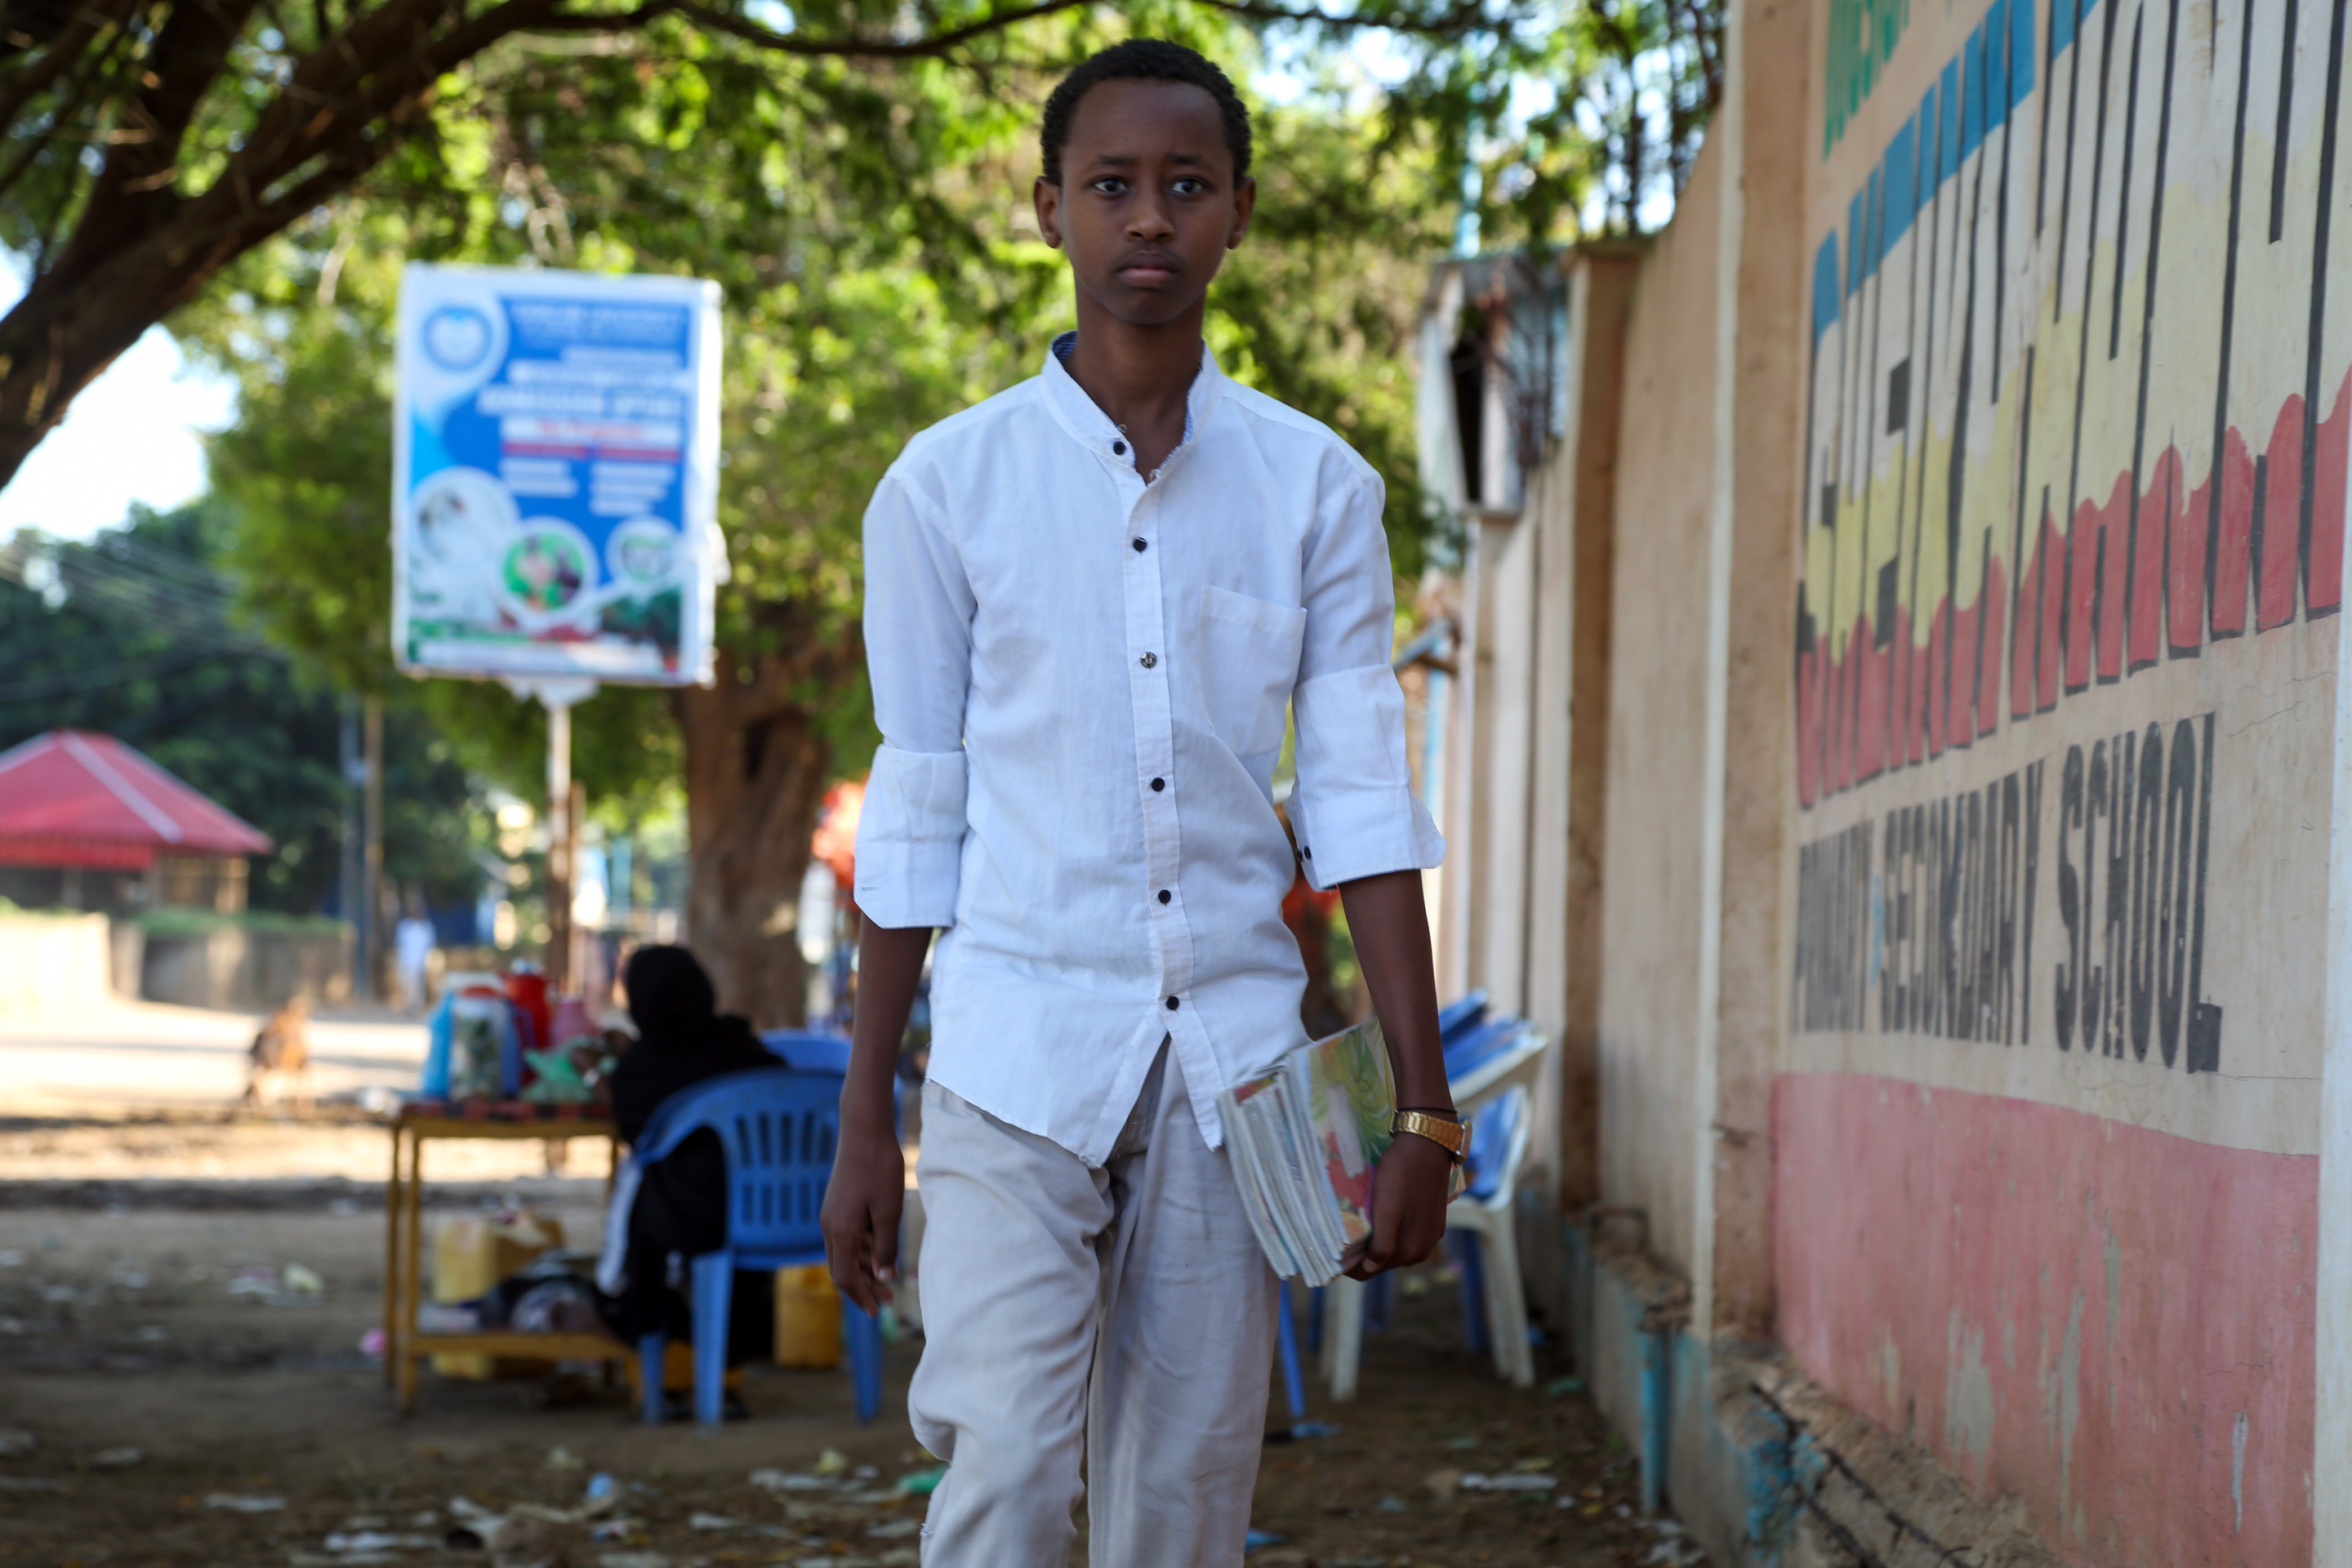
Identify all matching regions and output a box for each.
[1284,995,1489,1401]
[759,1029,853,1075]
[1442,1015,1530,1082]
[1441,1083,1535,1384]
[630,1067,883,1427]
[1437,990,1490,1043]
[1310,1028,1548,1400]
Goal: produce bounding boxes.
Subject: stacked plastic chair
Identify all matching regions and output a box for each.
[1302,991,1551,1401]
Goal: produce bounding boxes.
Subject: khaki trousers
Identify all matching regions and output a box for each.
[910,1045,1277,1566]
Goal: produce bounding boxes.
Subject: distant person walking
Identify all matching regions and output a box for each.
[393,912,436,1013]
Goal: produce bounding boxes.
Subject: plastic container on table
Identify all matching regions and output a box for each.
[421,973,510,1099]
[506,969,552,1068]
[549,996,599,1050]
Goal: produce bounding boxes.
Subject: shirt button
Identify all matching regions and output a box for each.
[1150,777,1165,791]
[1139,652,1157,669]
[1157,889,1171,904]
[1165,996,1179,1011]
[1112,440,1127,456]
[1302,846,1312,860]
[1132,537,1147,552]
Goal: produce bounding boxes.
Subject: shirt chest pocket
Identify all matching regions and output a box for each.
[1195,585,1308,759]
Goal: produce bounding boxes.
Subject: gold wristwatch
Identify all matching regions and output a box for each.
[1392,1109,1469,1165]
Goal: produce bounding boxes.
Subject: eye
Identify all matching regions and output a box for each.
[1171,177,1207,196]
[1091,176,1127,195]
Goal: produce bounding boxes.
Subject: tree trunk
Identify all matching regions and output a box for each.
[677,649,839,1029]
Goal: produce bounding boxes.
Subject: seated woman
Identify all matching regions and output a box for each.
[597,945,779,1401]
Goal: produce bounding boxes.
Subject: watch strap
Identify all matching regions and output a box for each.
[1392,1108,1469,1165]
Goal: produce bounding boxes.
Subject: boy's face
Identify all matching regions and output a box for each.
[1035,78,1254,330]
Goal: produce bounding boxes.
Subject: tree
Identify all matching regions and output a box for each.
[1460,0,1726,244]
[182,15,1487,1023]
[0,0,1524,498]
[0,503,484,915]
[190,121,1047,1018]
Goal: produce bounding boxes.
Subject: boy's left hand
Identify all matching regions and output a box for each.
[1344,1130,1454,1278]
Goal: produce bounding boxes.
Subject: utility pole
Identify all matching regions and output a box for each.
[528,679,595,994]
[363,696,384,1000]
[546,697,572,995]
[568,779,587,995]
[341,700,364,996]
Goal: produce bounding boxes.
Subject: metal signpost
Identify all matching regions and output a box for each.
[392,264,724,990]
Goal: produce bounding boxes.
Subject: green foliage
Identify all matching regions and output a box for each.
[135,906,353,938]
[190,230,679,818]
[1209,96,1459,577]
[0,504,485,915]
[1465,0,1726,244]
[186,17,1472,809]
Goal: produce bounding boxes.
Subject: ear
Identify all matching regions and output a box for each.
[1034,176,1066,250]
[1227,175,1257,250]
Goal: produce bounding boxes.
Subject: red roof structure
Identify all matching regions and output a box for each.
[0,730,273,871]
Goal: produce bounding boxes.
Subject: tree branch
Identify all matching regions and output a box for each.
[0,7,138,214]
[0,0,136,135]
[529,0,1089,57]
[1192,0,1504,42]
[528,0,1504,57]
[0,47,108,206]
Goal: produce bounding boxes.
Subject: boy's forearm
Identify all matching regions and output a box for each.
[845,916,933,1133]
[1336,870,1451,1114]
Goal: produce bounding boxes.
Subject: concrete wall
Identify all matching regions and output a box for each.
[0,912,114,1014]
[140,926,354,1011]
[1473,512,1541,1015]
[1592,146,1726,1282]
[1423,0,2347,1556]
[1781,0,2347,1554]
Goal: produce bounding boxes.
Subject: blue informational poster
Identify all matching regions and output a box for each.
[392,264,724,685]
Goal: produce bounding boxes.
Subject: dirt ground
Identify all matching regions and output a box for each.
[0,1002,1708,1568]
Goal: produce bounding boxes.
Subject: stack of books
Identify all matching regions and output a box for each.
[1219,1018,1404,1286]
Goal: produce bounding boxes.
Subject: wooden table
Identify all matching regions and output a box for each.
[382,1102,625,1414]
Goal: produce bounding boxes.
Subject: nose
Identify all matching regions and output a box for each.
[1125,185,1174,242]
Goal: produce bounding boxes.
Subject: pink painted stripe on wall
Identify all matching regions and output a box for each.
[1772,1073,2314,1566]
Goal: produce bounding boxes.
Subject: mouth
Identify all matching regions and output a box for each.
[1114,252,1182,287]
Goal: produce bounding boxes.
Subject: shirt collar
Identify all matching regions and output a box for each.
[1040,331,1225,459]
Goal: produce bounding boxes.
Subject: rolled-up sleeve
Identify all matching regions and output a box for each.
[853,466,974,929]
[1288,469,1446,893]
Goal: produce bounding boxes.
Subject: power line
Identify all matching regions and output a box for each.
[0,531,278,657]
[0,646,265,705]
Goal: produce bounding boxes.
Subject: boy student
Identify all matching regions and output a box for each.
[822,38,1463,1566]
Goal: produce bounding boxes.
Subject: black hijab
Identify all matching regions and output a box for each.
[624,944,720,1039]
[608,945,775,1143]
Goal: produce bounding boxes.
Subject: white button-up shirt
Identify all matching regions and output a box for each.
[853,340,1444,1162]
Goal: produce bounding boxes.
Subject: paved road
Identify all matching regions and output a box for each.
[0,997,427,1116]
[0,998,590,1183]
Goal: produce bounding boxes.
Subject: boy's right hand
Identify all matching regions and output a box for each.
[824,916,933,1315]
[822,1113,906,1312]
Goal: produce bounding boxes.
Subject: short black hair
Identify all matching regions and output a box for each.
[1040,38,1252,187]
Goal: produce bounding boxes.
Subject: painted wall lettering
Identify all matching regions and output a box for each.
[1794,821,1875,1031]
[1793,0,2350,813]
[1874,760,2042,1044]
[1824,0,1922,156]
[1790,711,2218,1067]
[2052,714,2218,1067]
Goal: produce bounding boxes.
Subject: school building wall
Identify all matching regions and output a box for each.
[1422,0,2352,1557]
